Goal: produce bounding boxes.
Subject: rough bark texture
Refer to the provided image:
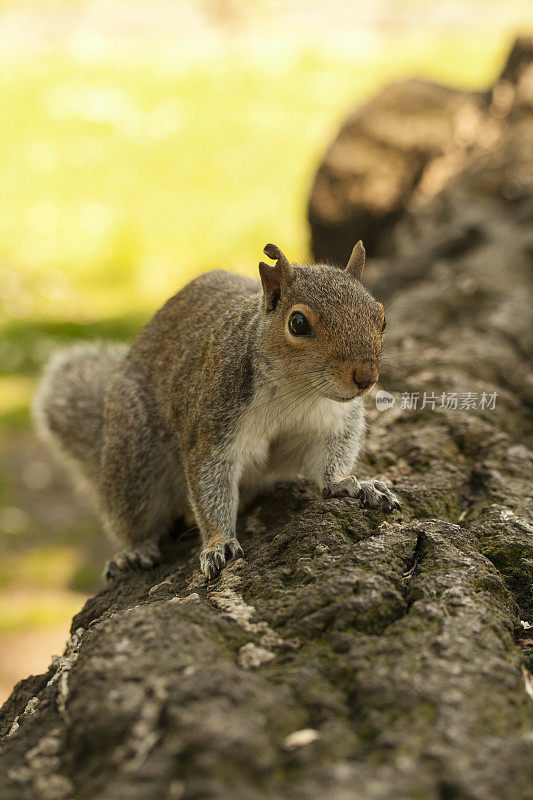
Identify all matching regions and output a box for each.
[1,39,533,800]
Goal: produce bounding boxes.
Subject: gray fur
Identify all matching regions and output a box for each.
[34,244,401,580]
[33,343,128,496]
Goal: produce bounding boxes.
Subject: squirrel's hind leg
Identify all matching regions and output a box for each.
[99,373,186,580]
[104,539,161,582]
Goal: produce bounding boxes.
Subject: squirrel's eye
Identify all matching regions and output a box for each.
[381,317,387,333]
[288,311,310,337]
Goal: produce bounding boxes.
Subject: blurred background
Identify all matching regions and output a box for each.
[0,0,531,704]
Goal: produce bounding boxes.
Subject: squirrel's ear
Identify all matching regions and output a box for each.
[259,243,294,312]
[345,240,366,280]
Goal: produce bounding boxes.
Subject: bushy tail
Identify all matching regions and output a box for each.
[33,343,128,485]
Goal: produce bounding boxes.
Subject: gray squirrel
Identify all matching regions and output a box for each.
[34,242,401,580]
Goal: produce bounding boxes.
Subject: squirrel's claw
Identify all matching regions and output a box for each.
[225,538,244,561]
[104,540,162,582]
[324,477,401,514]
[357,479,402,513]
[200,538,244,580]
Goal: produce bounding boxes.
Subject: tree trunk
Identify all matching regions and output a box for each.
[1,40,532,800]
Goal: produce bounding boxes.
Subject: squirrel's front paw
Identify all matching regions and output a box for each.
[357,479,402,512]
[323,477,401,512]
[200,538,244,580]
[323,475,362,499]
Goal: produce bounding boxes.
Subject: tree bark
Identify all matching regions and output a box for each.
[1,41,532,800]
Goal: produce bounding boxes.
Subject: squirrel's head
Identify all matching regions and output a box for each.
[258,242,386,402]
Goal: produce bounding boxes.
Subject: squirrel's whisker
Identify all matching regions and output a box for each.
[261,380,330,446]
[256,380,324,437]
[260,374,328,416]
[379,355,402,367]
[253,366,327,396]
[171,523,198,542]
[258,368,327,390]
[253,373,328,411]
[258,378,329,447]
[261,379,326,428]
[256,375,325,397]
[383,275,426,312]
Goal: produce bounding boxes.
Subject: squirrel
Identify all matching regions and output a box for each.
[33,241,401,580]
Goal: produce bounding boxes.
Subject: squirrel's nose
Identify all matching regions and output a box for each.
[352,375,374,391]
[352,363,378,391]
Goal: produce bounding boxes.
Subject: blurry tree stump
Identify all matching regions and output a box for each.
[308,36,533,266]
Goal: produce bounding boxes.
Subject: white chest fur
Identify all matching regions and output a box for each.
[233,378,357,484]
